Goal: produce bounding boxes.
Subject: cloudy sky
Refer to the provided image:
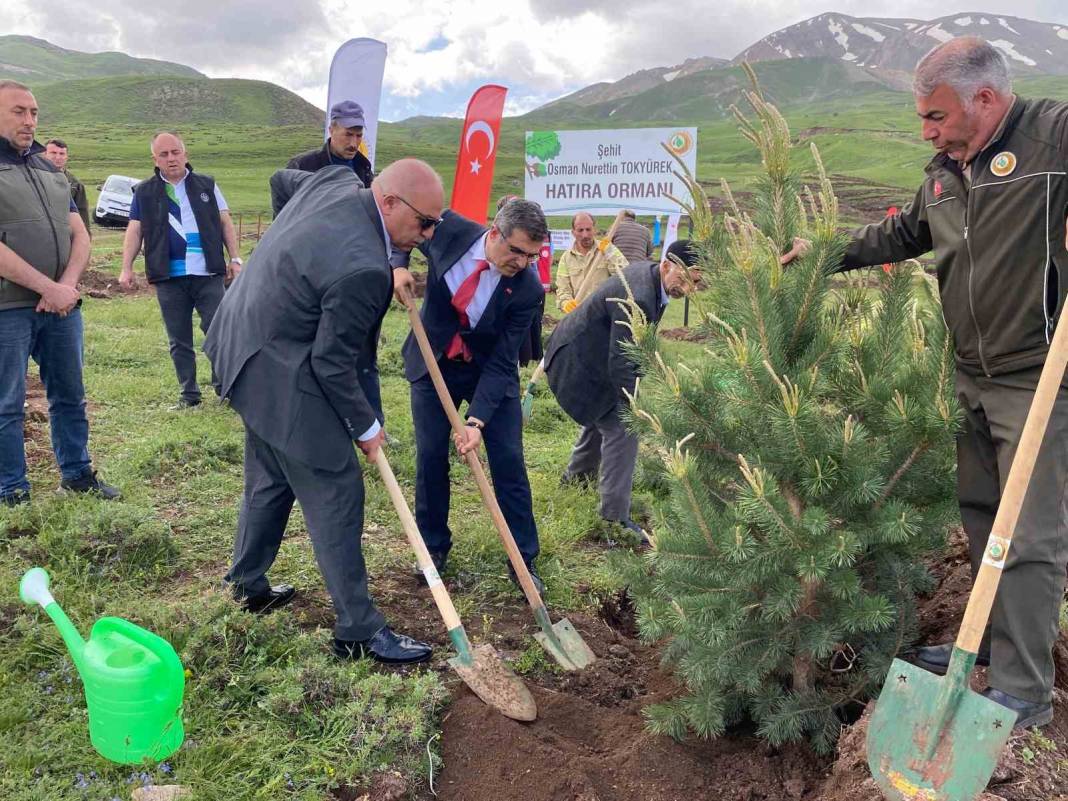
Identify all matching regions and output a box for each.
[6,1,1068,120]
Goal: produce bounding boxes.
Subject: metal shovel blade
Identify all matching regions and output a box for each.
[449,644,537,722]
[867,656,1013,801]
[533,617,597,671]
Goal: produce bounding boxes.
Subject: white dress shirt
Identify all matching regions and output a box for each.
[444,232,502,329]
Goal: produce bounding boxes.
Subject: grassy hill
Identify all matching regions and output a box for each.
[33,76,323,127]
[27,63,1068,224]
[0,35,203,84]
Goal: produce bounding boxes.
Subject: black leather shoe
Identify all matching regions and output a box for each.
[1,489,30,507]
[60,470,122,501]
[982,687,1053,729]
[412,550,448,583]
[912,642,990,676]
[560,471,596,489]
[238,584,296,614]
[169,397,202,411]
[508,562,545,596]
[333,626,433,664]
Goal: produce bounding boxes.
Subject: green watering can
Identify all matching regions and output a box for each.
[19,567,185,764]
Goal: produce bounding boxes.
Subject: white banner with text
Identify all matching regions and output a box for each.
[524,127,697,216]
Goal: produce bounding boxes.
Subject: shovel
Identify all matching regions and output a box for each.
[373,448,536,721]
[867,310,1068,800]
[400,287,596,671]
[521,210,628,425]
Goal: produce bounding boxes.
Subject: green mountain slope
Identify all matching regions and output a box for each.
[0,35,204,84]
[33,76,324,127]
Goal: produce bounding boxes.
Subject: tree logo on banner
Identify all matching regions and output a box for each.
[665,130,694,157]
[464,121,496,175]
[525,131,561,179]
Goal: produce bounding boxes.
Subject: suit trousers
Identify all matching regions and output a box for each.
[956,366,1068,703]
[564,404,639,521]
[225,424,386,641]
[410,358,540,564]
[155,275,224,402]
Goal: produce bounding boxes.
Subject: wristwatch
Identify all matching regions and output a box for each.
[229,257,243,265]
[465,417,484,429]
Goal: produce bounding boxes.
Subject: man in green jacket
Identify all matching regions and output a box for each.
[784,36,1068,729]
[43,138,90,233]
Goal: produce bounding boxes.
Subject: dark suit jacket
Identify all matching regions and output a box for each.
[401,210,544,423]
[205,167,392,471]
[286,142,373,202]
[544,261,666,427]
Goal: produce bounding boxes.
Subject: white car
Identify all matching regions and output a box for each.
[94,174,140,226]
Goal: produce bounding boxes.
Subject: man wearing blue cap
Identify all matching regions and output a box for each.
[287,100,373,189]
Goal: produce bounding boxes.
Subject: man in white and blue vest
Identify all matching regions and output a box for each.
[120,131,242,408]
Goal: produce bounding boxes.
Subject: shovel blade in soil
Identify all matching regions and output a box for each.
[534,618,597,671]
[449,644,537,722]
[866,657,1012,801]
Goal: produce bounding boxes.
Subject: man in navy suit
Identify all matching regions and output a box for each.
[393,200,548,592]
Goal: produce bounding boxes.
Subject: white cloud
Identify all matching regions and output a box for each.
[4,0,1067,119]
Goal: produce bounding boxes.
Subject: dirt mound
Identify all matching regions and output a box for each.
[427,528,1068,801]
[78,267,153,298]
[659,326,710,343]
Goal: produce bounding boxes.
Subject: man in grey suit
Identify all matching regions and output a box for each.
[204,159,445,664]
[544,240,698,543]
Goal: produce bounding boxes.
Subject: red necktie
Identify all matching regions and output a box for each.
[446,259,491,361]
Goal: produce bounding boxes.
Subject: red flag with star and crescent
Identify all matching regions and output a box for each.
[450,85,507,224]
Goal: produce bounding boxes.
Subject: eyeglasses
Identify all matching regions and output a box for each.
[495,228,542,262]
[393,195,444,231]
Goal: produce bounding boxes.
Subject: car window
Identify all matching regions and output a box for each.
[103,176,138,195]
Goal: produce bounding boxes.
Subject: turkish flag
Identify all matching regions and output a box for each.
[450,85,507,224]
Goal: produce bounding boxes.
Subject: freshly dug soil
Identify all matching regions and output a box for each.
[424,531,1067,801]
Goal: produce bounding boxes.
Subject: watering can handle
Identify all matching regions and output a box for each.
[97,617,185,693]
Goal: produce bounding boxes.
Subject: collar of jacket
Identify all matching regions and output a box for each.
[153,162,195,182]
[924,96,1027,178]
[320,141,372,169]
[0,135,44,161]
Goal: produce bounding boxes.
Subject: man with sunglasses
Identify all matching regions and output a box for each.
[205,159,444,665]
[393,200,549,593]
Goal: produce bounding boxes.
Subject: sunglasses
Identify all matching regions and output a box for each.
[393,195,444,231]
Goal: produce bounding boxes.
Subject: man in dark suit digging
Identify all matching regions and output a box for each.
[205,158,444,664]
[544,239,699,544]
[393,200,548,593]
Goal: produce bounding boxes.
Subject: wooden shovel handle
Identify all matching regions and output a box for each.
[957,313,1068,653]
[400,287,549,609]
[374,449,463,632]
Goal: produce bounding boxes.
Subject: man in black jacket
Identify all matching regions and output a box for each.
[545,240,696,542]
[287,100,373,190]
[782,37,1068,729]
[393,200,548,591]
[205,159,444,664]
[120,131,242,409]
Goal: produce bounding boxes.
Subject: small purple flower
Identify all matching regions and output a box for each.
[160,762,172,774]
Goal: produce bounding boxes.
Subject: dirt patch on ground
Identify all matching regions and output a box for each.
[413,530,1067,801]
[23,375,53,473]
[659,326,711,343]
[78,267,154,299]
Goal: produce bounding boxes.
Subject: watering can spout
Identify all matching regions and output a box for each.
[19,567,87,669]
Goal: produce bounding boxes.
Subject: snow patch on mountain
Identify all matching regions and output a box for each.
[990,39,1037,66]
[955,17,972,26]
[851,23,886,42]
[925,24,954,43]
[828,19,850,50]
[998,18,1021,35]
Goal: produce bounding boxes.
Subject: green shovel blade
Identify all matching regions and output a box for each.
[520,387,535,425]
[867,656,1013,801]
